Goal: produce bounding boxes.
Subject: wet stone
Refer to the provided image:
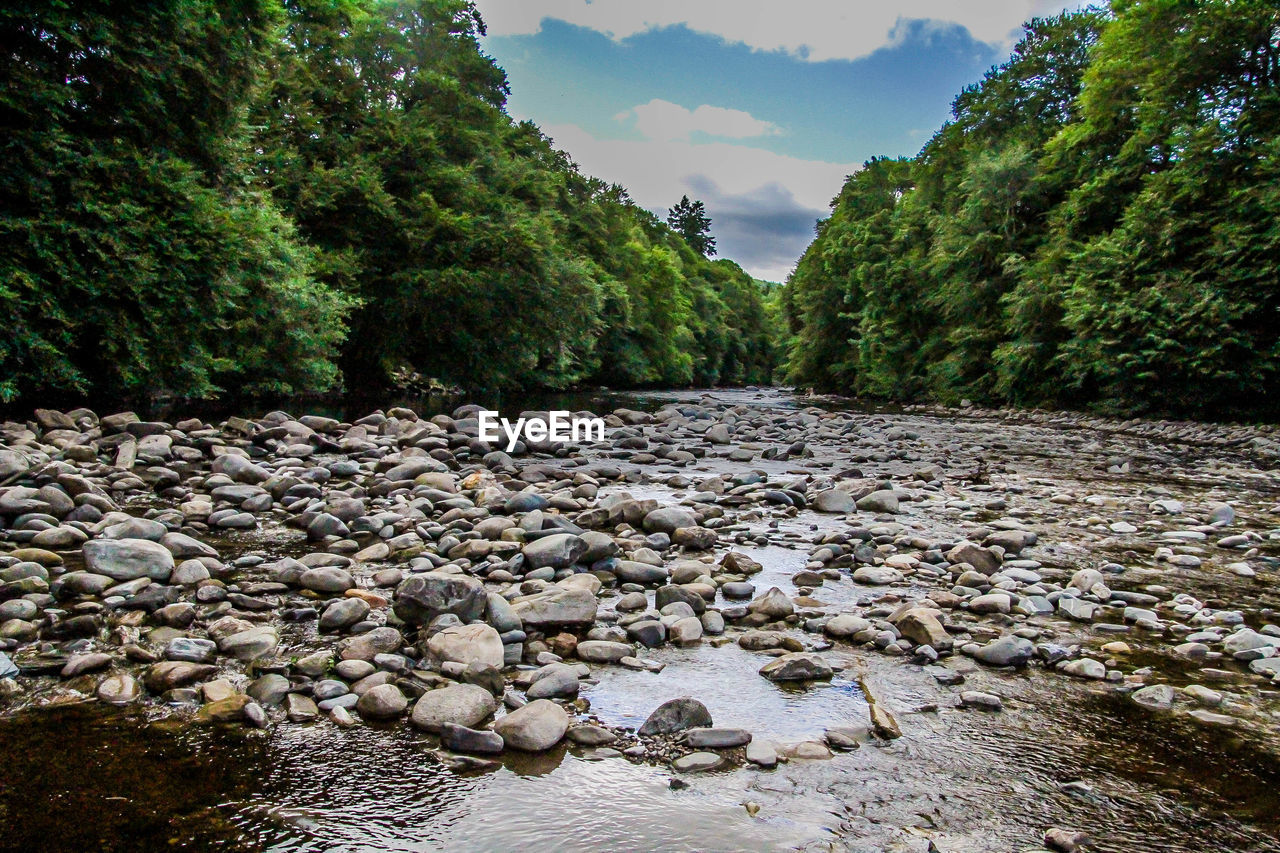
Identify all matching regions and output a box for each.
[671,751,724,772]
[685,727,751,749]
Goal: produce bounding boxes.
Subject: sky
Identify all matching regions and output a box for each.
[472,1,1080,282]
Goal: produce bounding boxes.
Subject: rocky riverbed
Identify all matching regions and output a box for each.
[2,388,1280,852]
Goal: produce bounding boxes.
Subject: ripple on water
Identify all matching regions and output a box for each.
[223,717,833,851]
[0,704,829,853]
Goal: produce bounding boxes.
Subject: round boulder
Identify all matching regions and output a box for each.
[494,699,569,751]
[411,683,498,732]
[426,623,505,670]
[82,538,174,582]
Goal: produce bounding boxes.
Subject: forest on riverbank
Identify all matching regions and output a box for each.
[781,1,1280,418]
[1,0,777,404]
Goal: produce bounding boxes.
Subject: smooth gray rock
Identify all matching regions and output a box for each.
[356,684,408,719]
[300,567,354,594]
[165,637,217,664]
[1132,684,1176,710]
[247,673,291,707]
[511,587,597,628]
[748,587,794,619]
[411,683,497,732]
[100,518,167,542]
[973,635,1035,668]
[685,727,751,748]
[759,652,833,682]
[856,490,899,514]
[319,597,370,631]
[959,691,1003,711]
[745,740,777,767]
[614,560,669,585]
[672,751,724,772]
[522,534,587,570]
[642,507,697,535]
[813,489,856,513]
[527,663,581,700]
[394,572,487,624]
[853,565,903,586]
[96,673,141,705]
[426,623,504,670]
[339,627,404,661]
[946,542,1001,575]
[576,640,632,663]
[218,626,279,661]
[440,722,504,754]
[82,538,174,582]
[494,699,568,751]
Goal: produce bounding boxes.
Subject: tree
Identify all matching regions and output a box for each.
[255,0,604,391]
[667,195,717,256]
[0,0,781,403]
[0,0,350,402]
[782,1,1280,418]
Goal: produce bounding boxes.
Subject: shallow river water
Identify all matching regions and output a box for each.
[3,388,1280,852]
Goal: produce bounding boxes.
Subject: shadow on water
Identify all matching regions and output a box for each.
[0,703,817,853]
[0,705,261,852]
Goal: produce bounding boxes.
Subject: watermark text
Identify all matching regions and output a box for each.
[478,409,605,452]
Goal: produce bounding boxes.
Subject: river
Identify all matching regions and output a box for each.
[2,388,1279,852]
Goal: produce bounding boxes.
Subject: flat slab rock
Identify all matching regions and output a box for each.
[684,727,752,749]
[671,751,725,772]
[759,652,833,682]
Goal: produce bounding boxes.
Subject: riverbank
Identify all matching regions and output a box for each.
[2,389,1279,851]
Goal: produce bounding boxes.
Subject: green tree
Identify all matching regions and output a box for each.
[255,0,605,390]
[783,1,1280,418]
[667,195,717,257]
[0,0,780,403]
[0,0,349,402]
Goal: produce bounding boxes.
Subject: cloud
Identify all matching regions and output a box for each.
[542,122,857,280]
[686,178,826,282]
[617,99,781,141]
[474,0,1083,62]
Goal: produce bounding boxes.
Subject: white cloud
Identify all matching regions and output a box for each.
[544,123,853,221]
[617,99,781,141]
[473,0,1080,62]
[542,122,858,279]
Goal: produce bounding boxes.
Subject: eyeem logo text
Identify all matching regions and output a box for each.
[478,410,605,452]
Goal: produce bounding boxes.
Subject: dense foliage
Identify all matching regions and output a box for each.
[0,0,776,403]
[1,0,352,402]
[782,1,1280,418]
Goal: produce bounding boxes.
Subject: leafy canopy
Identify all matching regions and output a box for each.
[782,1,1280,419]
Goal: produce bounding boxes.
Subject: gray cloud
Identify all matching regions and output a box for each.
[675,176,824,282]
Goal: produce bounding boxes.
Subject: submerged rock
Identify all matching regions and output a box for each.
[759,653,833,682]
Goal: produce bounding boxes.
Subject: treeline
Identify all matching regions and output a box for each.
[782,1,1280,418]
[0,0,776,404]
